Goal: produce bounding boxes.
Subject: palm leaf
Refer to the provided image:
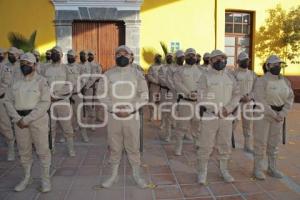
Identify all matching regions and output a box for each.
[160,41,169,57]
[7,30,37,52]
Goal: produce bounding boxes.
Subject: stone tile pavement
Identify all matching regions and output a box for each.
[0,104,300,200]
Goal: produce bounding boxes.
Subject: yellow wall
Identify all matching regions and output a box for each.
[1,0,299,75]
[0,0,56,55]
[140,0,300,75]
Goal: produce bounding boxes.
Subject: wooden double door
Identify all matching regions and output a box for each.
[72,21,125,71]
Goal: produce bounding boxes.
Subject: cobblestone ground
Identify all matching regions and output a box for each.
[0,104,300,200]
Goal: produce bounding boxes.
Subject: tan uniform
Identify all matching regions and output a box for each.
[66,62,87,131]
[158,64,174,140]
[6,61,22,82]
[197,68,240,161]
[232,68,257,147]
[43,63,74,143]
[253,73,294,163]
[174,64,203,142]
[147,63,162,103]
[86,61,103,120]
[4,73,51,167]
[0,63,15,144]
[97,65,148,166]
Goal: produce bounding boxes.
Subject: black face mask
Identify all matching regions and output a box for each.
[88,57,94,62]
[239,60,249,69]
[46,55,51,61]
[176,57,184,66]
[116,56,129,67]
[166,58,173,64]
[0,56,4,62]
[51,53,61,63]
[80,56,86,63]
[68,57,76,64]
[203,59,210,65]
[212,60,226,71]
[20,65,33,76]
[8,55,17,64]
[185,58,196,65]
[155,58,162,65]
[269,65,281,75]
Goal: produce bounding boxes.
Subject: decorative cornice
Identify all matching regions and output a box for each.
[51,0,143,11]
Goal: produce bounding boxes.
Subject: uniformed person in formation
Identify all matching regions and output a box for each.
[232,52,257,153]
[147,54,163,121]
[5,53,52,192]
[197,49,240,184]
[165,50,185,139]
[252,55,294,180]
[199,52,211,71]
[0,48,15,161]
[158,53,174,142]
[86,50,103,123]
[98,45,149,188]
[6,47,22,81]
[66,49,89,142]
[32,50,41,74]
[173,48,203,155]
[0,48,7,64]
[195,53,202,67]
[42,46,75,157]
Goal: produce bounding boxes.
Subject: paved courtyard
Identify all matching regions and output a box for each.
[0,104,300,200]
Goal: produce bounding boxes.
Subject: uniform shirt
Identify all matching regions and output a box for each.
[132,63,145,74]
[174,64,203,98]
[197,67,241,114]
[43,63,72,98]
[66,63,84,93]
[166,64,181,92]
[86,61,102,89]
[97,65,149,113]
[147,63,161,85]
[232,67,257,97]
[4,72,50,125]
[147,63,162,94]
[253,72,294,118]
[5,61,22,82]
[199,64,210,71]
[78,62,91,87]
[158,64,172,89]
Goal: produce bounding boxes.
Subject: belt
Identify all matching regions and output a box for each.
[0,93,5,99]
[270,105,284,112]
[109,110,137,115]
[160,85,169,92]
[182,97,197,102]
[17,110,32,117]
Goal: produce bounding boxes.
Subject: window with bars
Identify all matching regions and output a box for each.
[225,12,253,69]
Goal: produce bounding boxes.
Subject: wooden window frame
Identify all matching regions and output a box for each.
[225,10,255,70]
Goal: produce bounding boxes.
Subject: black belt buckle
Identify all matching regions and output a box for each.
[17,110,32,117]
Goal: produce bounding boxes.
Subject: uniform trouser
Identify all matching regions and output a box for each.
[107,113,141,166]
[197,115,232,161]
[176,101,199,140]
[232,102,253,138]
[149,86,160,120]
[0,99,14,143]
[71,94,87,128]
[160,89,174,134]
[15,114,51,167]
[253,115,283,160]
[50,101,74,141]
[85,88,95,116]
